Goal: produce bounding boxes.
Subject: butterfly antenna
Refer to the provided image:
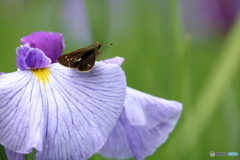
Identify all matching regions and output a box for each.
[102,43,113,45]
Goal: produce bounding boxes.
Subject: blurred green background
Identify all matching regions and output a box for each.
[0,0,240,160]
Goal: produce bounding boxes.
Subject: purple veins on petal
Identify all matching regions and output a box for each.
[21,31,65,63]
[16,45,51,69]
[35,62,126,160]
[0,71,45,154]
[25,48,51,68]
[0,60,126,160]
[16,45,31,70]
[98,87,182,160]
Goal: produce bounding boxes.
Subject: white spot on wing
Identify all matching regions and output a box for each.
[74,58,81,62]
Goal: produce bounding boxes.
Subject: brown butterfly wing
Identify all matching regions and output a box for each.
[57,47,93,68]
[76,52,97,72]
[57,42,102,72]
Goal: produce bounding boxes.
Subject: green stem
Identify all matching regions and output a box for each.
[168,0,189,100]
[25,149,36,160]
[174,35,192,101]
[168,0,182,55]
[0,145,7,160]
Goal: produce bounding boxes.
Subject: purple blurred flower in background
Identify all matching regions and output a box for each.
[60,0,92,46]
[98,57,183,160]
[0,32,126,160]
[181,0,240,39]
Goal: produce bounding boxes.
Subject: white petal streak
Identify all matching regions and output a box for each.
[0,71,45,153]
[37,62,126,160]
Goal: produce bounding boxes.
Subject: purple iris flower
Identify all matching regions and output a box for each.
[181,0,240,39]
[0,32,126,160]
[98,57,183,160]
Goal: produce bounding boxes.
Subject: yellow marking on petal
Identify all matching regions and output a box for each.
[31,67,52,89]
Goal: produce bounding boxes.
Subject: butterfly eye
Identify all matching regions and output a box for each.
[98,44,101,49]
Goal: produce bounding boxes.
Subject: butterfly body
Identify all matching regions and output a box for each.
[57,42,102,72]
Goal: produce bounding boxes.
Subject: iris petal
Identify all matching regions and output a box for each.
[0,70,46,153]
[36,62,126,160]
[125,87,182,129]
[104,56,124,66]
[0,62,126,160]
[25,48,51,68]
[98,87,182,160]
[16,45,31,70]
[21,32,65,63]
[99,109,169,160]
[5,148,24,160]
